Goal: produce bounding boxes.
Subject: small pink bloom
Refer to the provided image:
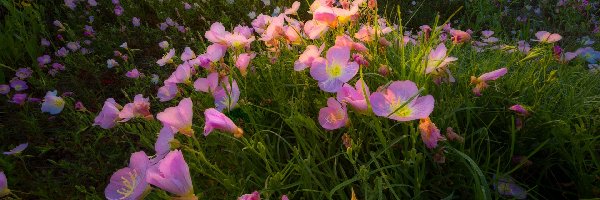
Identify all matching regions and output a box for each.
[205,22,230,45]
[203,43,227,63]
[132,17,140,27]
[0,85,10,95]
[180,47,196,61]
[107,59,119,68]
[418,117,442,149]
[534,31,562,43]
[313,6,337,27]
[236,53,256,76]
[370,80,435,121]
[252,14,271,35]
[509,104,529,116]
[157,98,193,136]
[125,68,142,79]
[426,43,458,74]
[303,20,329,40]
[318,97,348,130]
[337,78,370,114]
[335,35,368,52]
[203,108,244,137]
[284,1,301,15]
[194,72,219,93]
[481,30,494,38]
[119,94,153,122]
[157,49,176,67]
[238,191,261,200]
[157,83,179,102]
[450,29,471,44]
[470,68,508,96]
[233,25,254,39]
[146,150,196,198]
[310,46,359,93]
[75,101,86,111]
[213,78,240,111]
[294,44,325,71]
[93,98,122,129]
[165,63,192,85]
[105,151,150,200]
[10,93,27,105]
[517,41,531,54]
[155,127,175,158]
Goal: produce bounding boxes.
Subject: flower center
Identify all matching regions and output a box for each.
[54,99,65,107]
[327,63,343,78]
[116,169,139,198]
[390,101,412,118]
[179,126,194,136]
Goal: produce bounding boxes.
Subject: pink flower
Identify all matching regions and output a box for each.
[284,1,301,15]
[533,31,562,43]
[0,172,7,197]
[119,94,153,122]
[517,41,531,54]
[425,43,458,74]
[336,78,370,114]
[354,25,392,43]
[205,22,230,45]
[75,101,86,111]
[233,25,254,39]
[157,98,194,136]
[202,43,227,64]
[125,69,142,79]
[146,150,196,199]
[509,104,529,116]
[10,93,27,105]
[157,49,176,67]
[93,98,122,129]
[335,35,368,52]
[3,143,28,155]
[283,23,302,45]
[165,63,192,85]
[318,97,348,130]
[41,90,65,115]
[225,33,255,49]
[37,55,51,66]
[157,83,179,102]
[184,2,192,10]
[105,151,150,200]
[304,20,329,40]
[294,44,325,71]
[64,0,76,10]
[252,14,271,35]
[155,127,175,158]
[310,46,359,93]
[418,117,442,149]
[470,68,508,96]
[194,72,219,94]
[236,53,256,76]
[203,108,244,137]
[132,17,140,27]
[213,78,240,111]
[450,29,471,44]
[107,59,119,69]
[180,47,196,61]
[238,191,261,200]
[313,6,337,27]
[159,41,169,49]
[370,80,435,121]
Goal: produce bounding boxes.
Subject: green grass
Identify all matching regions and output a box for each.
[0,0,599,199]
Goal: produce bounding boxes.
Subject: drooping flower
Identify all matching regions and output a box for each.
[107,59,119,69]
[0,172,8,197]
[235,53,256,76]
[157,83,179,102]
[10,94,27,105]
[10,78,28,92]
[450,29,471,44]
[180,47,196,61]
[492,175,527,199]
[74,101,86,111]
[125,69,142,79]
[0,85,9,95]
[213,78,240,111]
[337,78,370,114]
[318,97,348,130]
[203,108,244,137]
[3,143,28,155]
[418,117,442,149]
[105,151,151,200]
[294,44,325,71]
[470,68,508,96]
[119,94,153,122]
[509,104,529,116]
[41,90,65,115]
[194,72,219,94]
[310,46,359,93]
[533,31,562,43]
[93,98,122,129]
[370,80,435,121]
[157,98,194,136]
[146,150,196,199]
[15,68,32,79]
[157,49,176,67]
[238,191,261,200]
[445,127,464,143]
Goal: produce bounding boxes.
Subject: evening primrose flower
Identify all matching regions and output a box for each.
[10,78,28,92]
[203,108,244,138]
[194,72,219,94]
[337,78,370,114]
[146,150,196,199]
[93,98,122,129]
[154,127,175,160]
[0,172,8,197]
[180,47,196,61]
[0,85,9,95]
[119,94,153,122]
[41,90,65,115]
[533,31,562,43]
[418,117,442,149]
[213,78,240,112]
[37,55,51,66]
[3,143,28,155]
[157,98,194,137]
[370,80,435,121]
[164,63,192,85]
[335,35,368,52]
[238,191,260,200]
[235,53,256,76]
[205,22,230,45]
[10,94,27,105]
[107,59,119,68]
[450,29,471,44]
[157,83,179,102]
[310,46,359,93]
[425,43,458,74]
[132,17,140,27]
[158,41,169,49]
[294,44,325,71]
[303,20,329,40]
[318,97,348,130]
[125,69,142,79]
[157,49,176,67]
[15,68,32,79]
[105,151,151,200]
[470,68,508,96]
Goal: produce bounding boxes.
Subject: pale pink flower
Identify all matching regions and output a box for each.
[203,108,244,138]
[119,94,153,122]
[294,44,325,71]
[157,98,194,136]
[236,53,256,76]
[470,68,508,96]
[318,97,348,130]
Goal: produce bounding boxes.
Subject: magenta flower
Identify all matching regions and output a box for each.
[201,43,227,64]
[146,150,196,199]
[180,47,196,61]
[157,49,176,67]
[165,63,192,85]
[75,101,86,111]
[0,85,9,95]
[125,69,142,79]
[15,68,32,79]
[337,78,370,114]
[119,94,153,122]
[470,68,508,96]
[10,78,28,92]
[3,143,28,155]
[37,55,51,66]
[194,72,219,94]
[10,93,27,105]
[114,5,124,16]
[93,98,122,129]
[235,53,256,76]
[234,25,254,39]
[534,31,562,43]
[132,17,140,27]
[310,46,359,93]
[203,108,244,138]
[294,44,325,71]
[157,98,194,137]
[318,97,348,130]
[238,191,261,200]
[370,81,434,121]
[0,172,8,197]
[157,83,179,102]
[281,195,289,200]
[213,78,240,111]
[41,90,65,115]
[509,104,529,116]
[105,151,151,200]
[418,117,442,149]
